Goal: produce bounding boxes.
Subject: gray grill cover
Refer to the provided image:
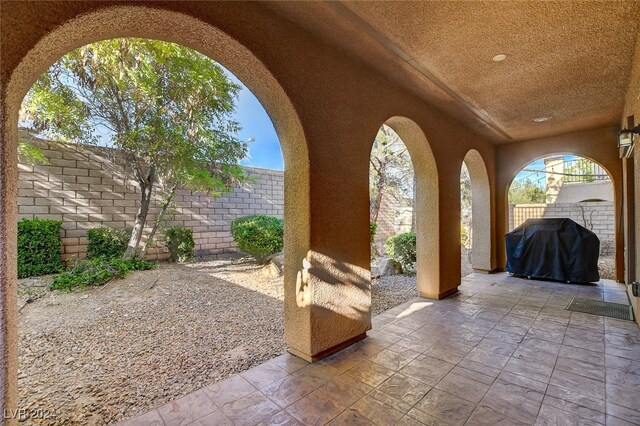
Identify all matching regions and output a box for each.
[505,218,600,283]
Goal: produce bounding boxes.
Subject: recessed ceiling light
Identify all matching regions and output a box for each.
[492,54,507,62]
[533,117,550,122]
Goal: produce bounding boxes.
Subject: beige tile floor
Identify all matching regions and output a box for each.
[121,273,640,425]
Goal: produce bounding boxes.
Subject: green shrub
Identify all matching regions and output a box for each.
[231,215,284,263]
[165,226,194,263]
[18,218,64,278]
[50,258,155,291]
[370,222,377,244]
[87,227,131,260]
[385,231,416,274]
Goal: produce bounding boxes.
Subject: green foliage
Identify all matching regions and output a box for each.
[370,125,414,222]
[50,258,155,291]
[370,222,378,244]
[21,38,250,256]
[564,159,596,183]
[231,215,284,263]
[385,231,416,274]
[18,139,48,165]
[87,227,132,260]
[18,218,64,279]
[460,163,472,248]
[165,226,195,263]
[509,178,546,204]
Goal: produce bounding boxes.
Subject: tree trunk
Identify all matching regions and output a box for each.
[411,174,417,232]
[139,186,177,258]
[371,170,386,223]
[124,168,155,260]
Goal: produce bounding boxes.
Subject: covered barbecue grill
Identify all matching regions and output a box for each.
[505,218,600,283]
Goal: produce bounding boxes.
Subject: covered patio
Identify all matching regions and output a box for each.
[2,1,640,425]
[125,273,639,425]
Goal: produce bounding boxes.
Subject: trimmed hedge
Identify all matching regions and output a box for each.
[231,215,284,263]
[165,226,194,263]
[18,218,64,278]
[386,231,416,274]
[50,258,155,291]
[87,227,131,260]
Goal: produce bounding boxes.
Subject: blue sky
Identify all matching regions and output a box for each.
[224,71,284,171]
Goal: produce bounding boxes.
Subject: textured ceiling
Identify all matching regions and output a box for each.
[266,1,640,143]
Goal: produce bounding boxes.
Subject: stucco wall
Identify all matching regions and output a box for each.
[17,134,284,261]
[495,127,624,282]
[622,30,640,318]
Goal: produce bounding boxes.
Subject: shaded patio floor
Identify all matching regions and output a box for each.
[121,273,640,425]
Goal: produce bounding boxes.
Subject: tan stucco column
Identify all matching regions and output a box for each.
[0,100,20,420]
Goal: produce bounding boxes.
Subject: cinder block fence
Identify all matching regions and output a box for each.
[18,133,284,262]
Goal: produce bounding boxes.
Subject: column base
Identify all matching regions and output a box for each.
[287,332,367,362]
[419,287,458,300]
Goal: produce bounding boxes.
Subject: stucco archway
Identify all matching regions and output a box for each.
[1,5,310,411]
[383,117,440,298]
[505,153,620,280]
[463,149,492,272]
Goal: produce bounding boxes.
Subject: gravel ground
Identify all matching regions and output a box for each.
[18,256,418,425]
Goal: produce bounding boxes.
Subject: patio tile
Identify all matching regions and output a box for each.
[317,374,373,406]
[261,374,325,408]
[256,411,303,426]
[554,356,605,381]
[606,382,640,410]
[330,395,404,425]
[497,371,547,393]
[535,404,602,426]
[606,368,640,391]
[397,414,435,426]
[484,328,524,344]
[456,358,502,380]
[270,353,310,373]
[422,340,474,364]
[466,405,529,425]
[342,360,395,387]
[478,380,544,424]
[475,337,518,356]
[606,402,640,425]
[605,353,640,374]
[375,373,432,408]
[463,347,510,369]
[202,375,257,407]
[549,369,605,400]
[559,345,605,366]
[368,348,415,371]
[545,385,605,417]
[414,389,475,426]
[220,391,281,426]
[434,370,490,403]
[190,409,233,425]
[605,343,640,360]
[399,355,455,386]
[157,390,218,426]
[450,365,495,386]
[285,386,346,425]
[240,361,290,389]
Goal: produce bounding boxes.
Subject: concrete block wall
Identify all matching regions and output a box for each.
[17,134,284,262]
[509,201,616,253]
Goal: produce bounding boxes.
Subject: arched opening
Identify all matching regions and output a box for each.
[507,154,617,280]
[369,124,417,312]
[461,149,492,276]
[2,6,310,420]
[381,117,439,299]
